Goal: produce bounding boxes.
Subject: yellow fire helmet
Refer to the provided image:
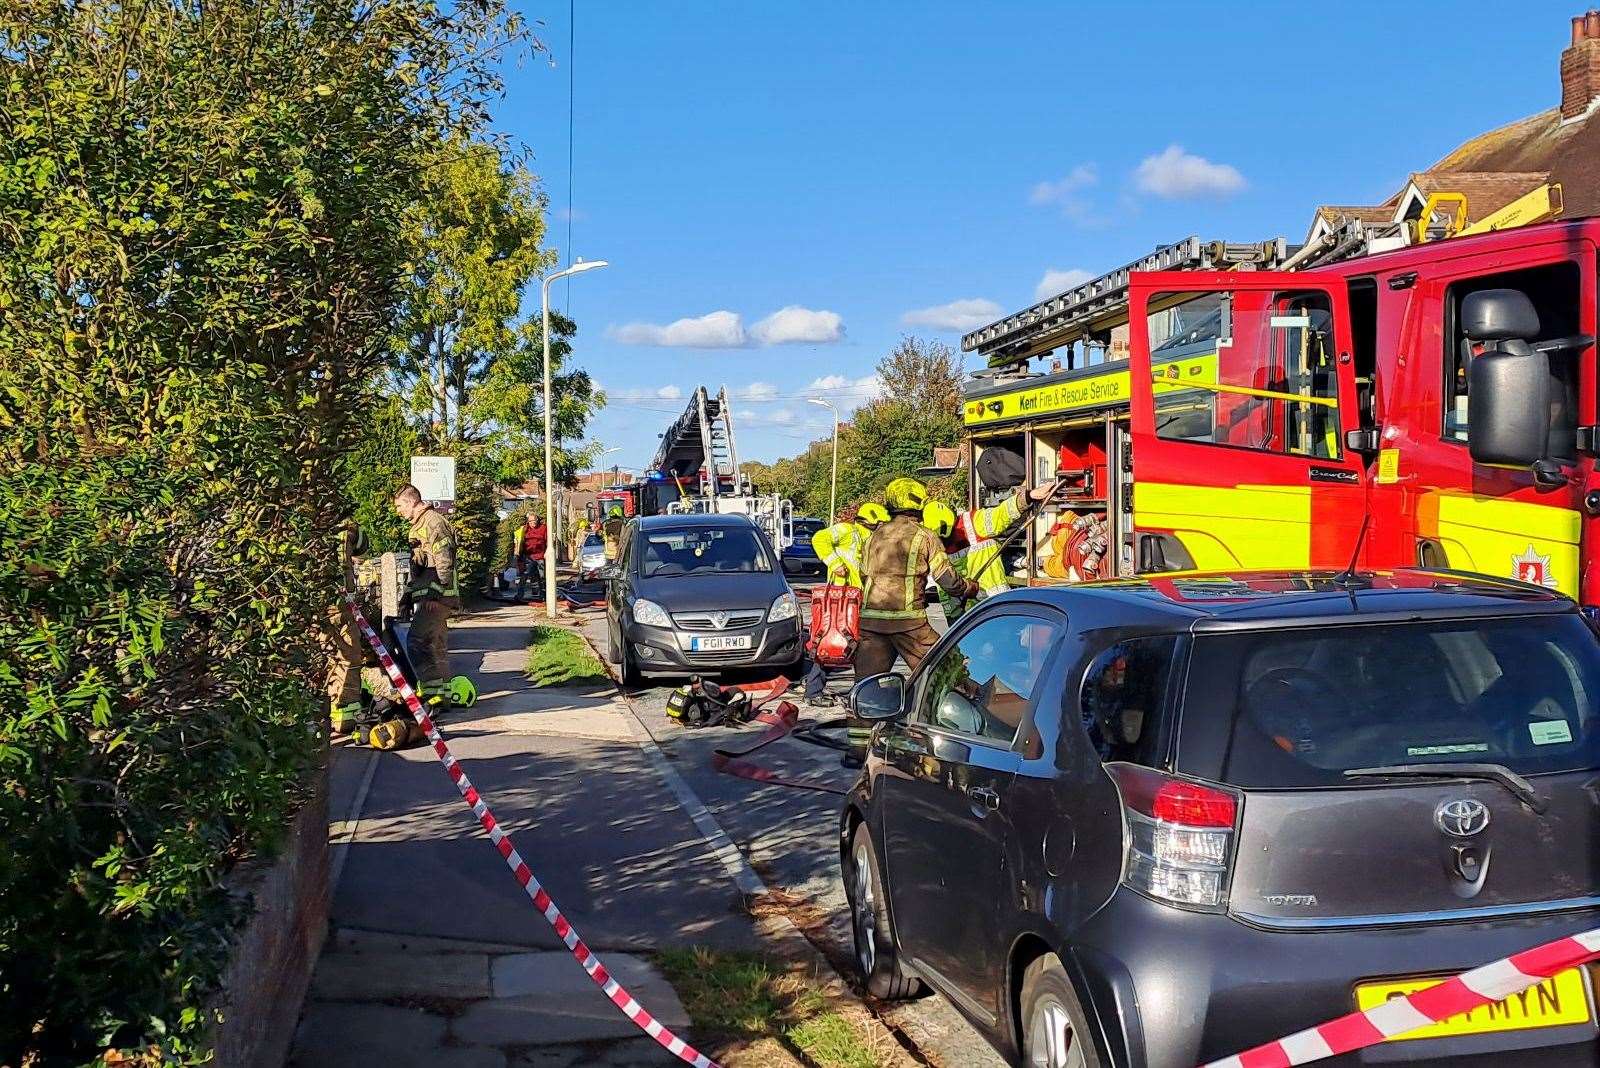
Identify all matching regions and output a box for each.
[884,477,929,512]
[921,500,956,539]
[856,502,890,528]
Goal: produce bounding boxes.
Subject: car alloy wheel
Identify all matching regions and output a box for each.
[851,835,876,976]
[1027,994,1086,1068]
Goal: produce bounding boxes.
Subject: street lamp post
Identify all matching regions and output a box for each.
[808,397,839,522]
[599,445,623,487]
[542,258,609,619]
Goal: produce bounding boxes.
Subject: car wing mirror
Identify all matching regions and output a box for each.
[849,673,906,721]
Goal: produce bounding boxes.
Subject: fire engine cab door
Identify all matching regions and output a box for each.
[1128,271,1368,573]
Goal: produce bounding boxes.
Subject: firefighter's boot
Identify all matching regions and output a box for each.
[330,699,363,740]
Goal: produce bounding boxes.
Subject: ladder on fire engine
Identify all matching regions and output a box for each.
[693,385,742,501]
[962,185,1566,372]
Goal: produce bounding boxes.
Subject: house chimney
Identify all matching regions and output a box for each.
[1561,10,1600,119]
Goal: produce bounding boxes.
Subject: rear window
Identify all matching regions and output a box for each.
[1197,615,1600,787]
[641,526,771,577]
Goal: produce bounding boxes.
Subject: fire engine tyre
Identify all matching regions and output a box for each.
[847,824,923,1001]
[1019,954,1102,1068]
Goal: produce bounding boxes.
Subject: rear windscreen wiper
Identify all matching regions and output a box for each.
[1342,762,1548,814]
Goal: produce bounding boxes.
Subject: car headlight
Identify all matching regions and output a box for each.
[632,598,671,628]
[768,590,799,623]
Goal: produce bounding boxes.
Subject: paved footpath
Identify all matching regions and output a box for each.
[292,602,760,1067]
[292,595,1001,1067]
[574,599,1005,1068]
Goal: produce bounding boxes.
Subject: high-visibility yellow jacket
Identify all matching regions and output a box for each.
[811,520,869,587]
[951,489,1026,596]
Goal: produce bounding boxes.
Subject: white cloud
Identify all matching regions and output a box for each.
[741,381,779,401]
[1029,163,1098,207]
[1134,145,1246,198]
[605,306,845,348]
[804,373,883,411]
[606,384,685,404]
[1035,268,1094,302]
[606,310,747,348]
[736,407,798,426]
[749,305,844,345]
[901,298,1003,333]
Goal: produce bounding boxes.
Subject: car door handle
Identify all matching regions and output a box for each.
[967,786,1000,811]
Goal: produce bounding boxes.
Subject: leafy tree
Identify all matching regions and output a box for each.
[877,334,964,412]
[746,336,966,521]
[390,139,601,486]
[0,0,525,1061]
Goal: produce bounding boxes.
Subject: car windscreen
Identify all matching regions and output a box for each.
[641,527,771,577]
[581,535,604,550]
[792,520,823,537]
[1194,615,1600,787]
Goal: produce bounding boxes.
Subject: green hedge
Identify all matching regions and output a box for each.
[0,1,519,1062]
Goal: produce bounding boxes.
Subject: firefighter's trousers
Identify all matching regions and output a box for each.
[321,601,364,734]
[408,597,455,705]
[846,622,940,761]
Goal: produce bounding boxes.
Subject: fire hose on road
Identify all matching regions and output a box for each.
[345,595,722,1068]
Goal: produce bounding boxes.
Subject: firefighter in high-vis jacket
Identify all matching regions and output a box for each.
[848,478,978,765]
[811,502,889,588]
[325,520,370,738]
[924,483,1058,617]
[601,505,627,561]
[394,483,460,709]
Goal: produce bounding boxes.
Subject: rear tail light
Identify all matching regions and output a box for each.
[1107,764,1240,911]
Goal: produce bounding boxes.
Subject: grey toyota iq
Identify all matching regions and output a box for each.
[604,512,802,686]
[839,570,1600,1068]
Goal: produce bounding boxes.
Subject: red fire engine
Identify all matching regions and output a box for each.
[961,213,1598,604]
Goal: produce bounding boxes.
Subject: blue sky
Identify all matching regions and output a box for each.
[498,0,1582,467]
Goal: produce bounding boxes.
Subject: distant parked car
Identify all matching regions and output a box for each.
[604,513,802,686]
[577,534,607,580]
[782,517,827,582]
[841,569,1600,1068]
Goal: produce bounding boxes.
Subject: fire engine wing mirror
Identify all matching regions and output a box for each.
[1467,346,1551,470]
[849,673,907,721]
[1344,428,1380,455]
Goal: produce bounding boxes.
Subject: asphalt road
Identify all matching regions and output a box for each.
[566,585,1008,1068]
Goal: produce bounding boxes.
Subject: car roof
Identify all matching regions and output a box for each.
[636,512,758,531]
[1007,568,1574,631]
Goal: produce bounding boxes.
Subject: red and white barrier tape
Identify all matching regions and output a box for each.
[345,597,720,1068]
[1203,926,1600,1067]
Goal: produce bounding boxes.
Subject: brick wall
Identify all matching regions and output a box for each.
[208,765,330,1068]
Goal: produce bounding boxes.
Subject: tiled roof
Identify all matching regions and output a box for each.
[1426,105,1600,217]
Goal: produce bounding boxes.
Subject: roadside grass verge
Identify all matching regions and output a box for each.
[525,624,611,687]
[657,946,886,1068]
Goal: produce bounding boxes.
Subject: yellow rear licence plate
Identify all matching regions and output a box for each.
[1354,967,1591,1041]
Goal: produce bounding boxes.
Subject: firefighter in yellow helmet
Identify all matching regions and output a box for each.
[601,504,627,562]
[925,483,1058,619]
[848,478,977,765]
[811,501,888,588]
